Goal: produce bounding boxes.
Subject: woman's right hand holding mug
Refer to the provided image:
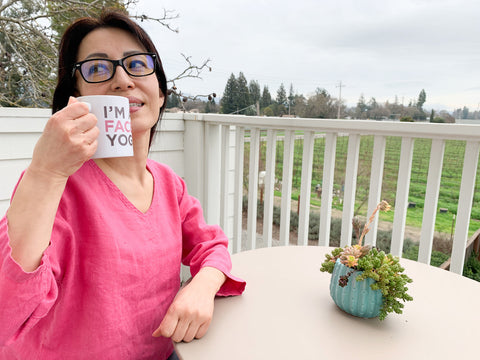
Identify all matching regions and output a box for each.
[30,96,99,181]
[7,97,99,271]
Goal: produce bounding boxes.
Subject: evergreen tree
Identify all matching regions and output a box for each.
[287,83,298,115]
[248,80,261,106]
[355,94,368,119]
[288,83,295,107]
[260,86,272,109]
[220,73,238,114]
[236,72,250,113]
[166,93,181,108]
[417,89,426,109]
[276,83,287,106]
[204,98,217,113]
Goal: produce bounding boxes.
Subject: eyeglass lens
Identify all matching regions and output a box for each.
[79,54,155,83]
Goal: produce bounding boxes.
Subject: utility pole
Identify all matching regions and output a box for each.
[336,81,345,119]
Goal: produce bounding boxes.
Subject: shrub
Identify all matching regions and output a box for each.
[402,244,449,267]
[463,252,480,282]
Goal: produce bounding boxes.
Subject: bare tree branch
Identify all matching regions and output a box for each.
[0,0,212,108]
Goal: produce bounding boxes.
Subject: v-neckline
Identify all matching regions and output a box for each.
[88,160,155,216]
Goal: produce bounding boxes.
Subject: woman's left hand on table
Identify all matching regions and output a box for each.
[152,267,226,343]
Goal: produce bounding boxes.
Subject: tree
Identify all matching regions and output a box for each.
[291,94,307,116]
[248,80,261,106]
[48,0,127,42]
[272,83,287,116]
[301,88,336,119]
[288,83,295,115]
[366,97,388,120]
[236,72,250,113]
[0,0,210,107]
[276,83,287,106]
[438,110,455,123]
[417,89,426,109]
[260,86,272,109]
[166,92,182,109]
[355,94,368,119]
[204,97,218,113]
[263,106,274,117]
[220,73,238,114]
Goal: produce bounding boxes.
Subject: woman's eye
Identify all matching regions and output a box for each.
[88,63,109,75]
[129,60,147,70]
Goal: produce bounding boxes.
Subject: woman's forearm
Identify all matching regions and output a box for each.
[7,166,67,272]
[7,98,97,272]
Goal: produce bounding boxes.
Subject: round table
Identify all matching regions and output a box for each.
[176,246,480,359]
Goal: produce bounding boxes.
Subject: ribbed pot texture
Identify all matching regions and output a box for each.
[330,259,383,318]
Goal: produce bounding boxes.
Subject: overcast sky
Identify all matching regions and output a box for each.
[133,0,480,111]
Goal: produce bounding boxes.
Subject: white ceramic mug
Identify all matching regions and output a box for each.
[77,95,133,159]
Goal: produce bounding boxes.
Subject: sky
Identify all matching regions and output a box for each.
[133,0,480,112]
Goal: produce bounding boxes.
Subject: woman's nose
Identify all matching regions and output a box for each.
[110,65,135,90]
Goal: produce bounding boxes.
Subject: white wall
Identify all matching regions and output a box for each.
[0,108,185,216]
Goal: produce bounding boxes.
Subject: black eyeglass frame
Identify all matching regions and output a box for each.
[72,52,157,83]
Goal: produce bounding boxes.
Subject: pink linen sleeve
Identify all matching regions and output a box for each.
[0,216,59,345]
[175,176,246,297]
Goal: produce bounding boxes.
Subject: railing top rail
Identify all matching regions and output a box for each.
[184,113,480,141]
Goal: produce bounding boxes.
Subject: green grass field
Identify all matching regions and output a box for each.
[245,133,480,237]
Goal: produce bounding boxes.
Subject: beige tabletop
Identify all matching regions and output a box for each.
[176,246,480,360]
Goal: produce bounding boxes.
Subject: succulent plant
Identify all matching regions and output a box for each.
[320,201,413,320]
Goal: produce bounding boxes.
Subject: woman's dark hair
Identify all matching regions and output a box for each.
[52,9,167,146]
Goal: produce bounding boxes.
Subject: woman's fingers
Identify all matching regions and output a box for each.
[152,289,213,342]
[30,98,99,178]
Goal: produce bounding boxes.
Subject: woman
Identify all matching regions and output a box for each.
[0,9,245,360]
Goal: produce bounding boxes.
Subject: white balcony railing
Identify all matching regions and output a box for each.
[181,114,480,275]
[2,109,480,276]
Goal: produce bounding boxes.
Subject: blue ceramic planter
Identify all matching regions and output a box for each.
[330,259,383,318]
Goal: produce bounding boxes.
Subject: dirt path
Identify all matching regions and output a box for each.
[247,196,423,245]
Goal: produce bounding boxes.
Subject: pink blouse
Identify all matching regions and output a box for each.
[0,160,245,359]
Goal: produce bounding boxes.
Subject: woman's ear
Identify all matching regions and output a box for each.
[159,91,165,106]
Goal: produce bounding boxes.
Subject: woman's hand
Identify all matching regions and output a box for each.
[30,96,99,180]
[152,267,226,343]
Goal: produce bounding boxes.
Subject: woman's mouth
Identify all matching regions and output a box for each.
[129,100,143,113]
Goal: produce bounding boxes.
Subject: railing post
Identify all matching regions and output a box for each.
[279,130,295,246]
[233,126,245,253]
[263,129,278,248]
[298,130,315,246]
[391,137,414,257]
[183,114,205,206]
[246,128,260,250]
[365,135,386,246]
[451,140,480,274]
[220,125,231,244]
[418,139,445,264]
[319,132,337,246]
[204,123,222,225]
[341,134,361,247]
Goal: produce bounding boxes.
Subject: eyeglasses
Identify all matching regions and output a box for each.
[72,53,156,83]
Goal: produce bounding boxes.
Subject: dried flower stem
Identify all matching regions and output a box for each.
[357,200,391,246]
